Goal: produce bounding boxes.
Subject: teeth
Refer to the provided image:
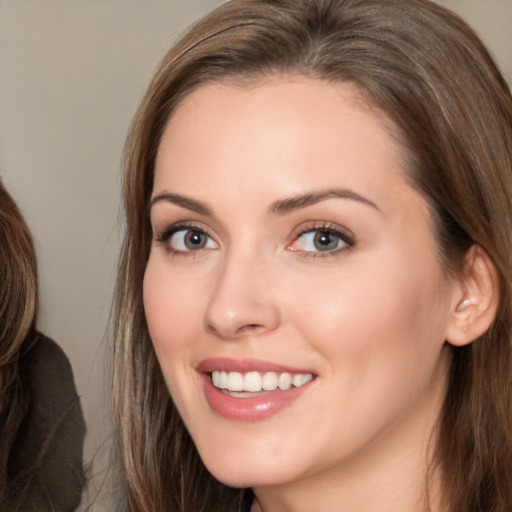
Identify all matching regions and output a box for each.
[262,372,278,391]
[294,373,313,387]
[292,374,303,387]
[244,371,262,392]
[227,372,244,391]
[219,371,228,389]
[278,372,292,391]
[211,370,313,393]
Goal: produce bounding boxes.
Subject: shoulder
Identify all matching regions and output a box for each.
[9,332,86,512]
[19,332,85,438]
[20,333,75,391]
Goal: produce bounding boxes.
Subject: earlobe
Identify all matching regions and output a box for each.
[445,245,499,347]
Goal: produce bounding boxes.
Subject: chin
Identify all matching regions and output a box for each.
[200,450,297,489]
[209,468,285,489]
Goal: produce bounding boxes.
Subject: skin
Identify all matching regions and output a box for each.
[144,78,462,511]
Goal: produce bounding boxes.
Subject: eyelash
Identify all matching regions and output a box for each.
[153,221,355,258]
[154,222,216,257]
[289,222,355,258]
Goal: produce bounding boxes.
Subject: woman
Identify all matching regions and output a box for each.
[0,180,86,511]
[112,0,512,510]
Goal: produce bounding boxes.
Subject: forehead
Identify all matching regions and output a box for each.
[162,77,394,142]
[154,78,408,193]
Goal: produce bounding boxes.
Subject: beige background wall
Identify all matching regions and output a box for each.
[0,0,510,508]
[0,1,222,506]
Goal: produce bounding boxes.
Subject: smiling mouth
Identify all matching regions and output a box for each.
[211,370,314,394]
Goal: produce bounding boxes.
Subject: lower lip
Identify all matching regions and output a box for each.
[201,374,312,421]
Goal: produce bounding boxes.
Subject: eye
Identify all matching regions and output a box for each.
[156,225,218,253]
[296,230,344,252]
[288,225,354,255]
[172,229,216,251]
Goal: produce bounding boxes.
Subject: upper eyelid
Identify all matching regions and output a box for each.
[154,222,215,242]
[150,210,222,234]
[292,221,355,240]
[153,220,210,234]
[295,226,353,238]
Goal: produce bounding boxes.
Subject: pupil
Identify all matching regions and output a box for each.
[185,230,206,249]
[314,231,337,251]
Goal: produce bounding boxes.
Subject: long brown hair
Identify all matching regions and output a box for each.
[113,0,512,510]
[0,181,39,491]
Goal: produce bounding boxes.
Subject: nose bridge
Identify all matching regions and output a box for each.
[204,243,280,339]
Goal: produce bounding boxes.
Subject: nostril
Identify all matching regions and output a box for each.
[207,321,265,338]
[236,324,265,336]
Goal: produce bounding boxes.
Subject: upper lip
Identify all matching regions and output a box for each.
[196,357,315,375]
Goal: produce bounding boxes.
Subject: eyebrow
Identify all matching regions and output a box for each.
[150,192,213,216]
[269,188,381,216]
[149,187,381,217]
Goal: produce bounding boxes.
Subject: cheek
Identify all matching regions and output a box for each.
[287,253,451,382]
[143,258,204,358]
[143,257,210,417]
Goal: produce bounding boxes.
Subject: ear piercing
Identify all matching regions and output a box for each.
[457,298,477,311]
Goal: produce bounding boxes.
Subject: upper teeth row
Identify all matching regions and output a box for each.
[211,370,313,392]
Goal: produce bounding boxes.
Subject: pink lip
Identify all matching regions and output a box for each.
[197,358,316,422]
[196,357,312,374]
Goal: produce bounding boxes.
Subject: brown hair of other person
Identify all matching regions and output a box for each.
[0,181,39,483]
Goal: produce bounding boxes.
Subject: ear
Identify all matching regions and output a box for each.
[445,245,499,347]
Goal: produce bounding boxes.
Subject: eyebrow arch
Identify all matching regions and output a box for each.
[269,188,381,216]
[150,192,213,216]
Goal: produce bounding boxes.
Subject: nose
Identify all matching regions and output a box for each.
[204,251,280,340]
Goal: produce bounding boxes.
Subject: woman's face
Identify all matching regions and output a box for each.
[144,79,457,493]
